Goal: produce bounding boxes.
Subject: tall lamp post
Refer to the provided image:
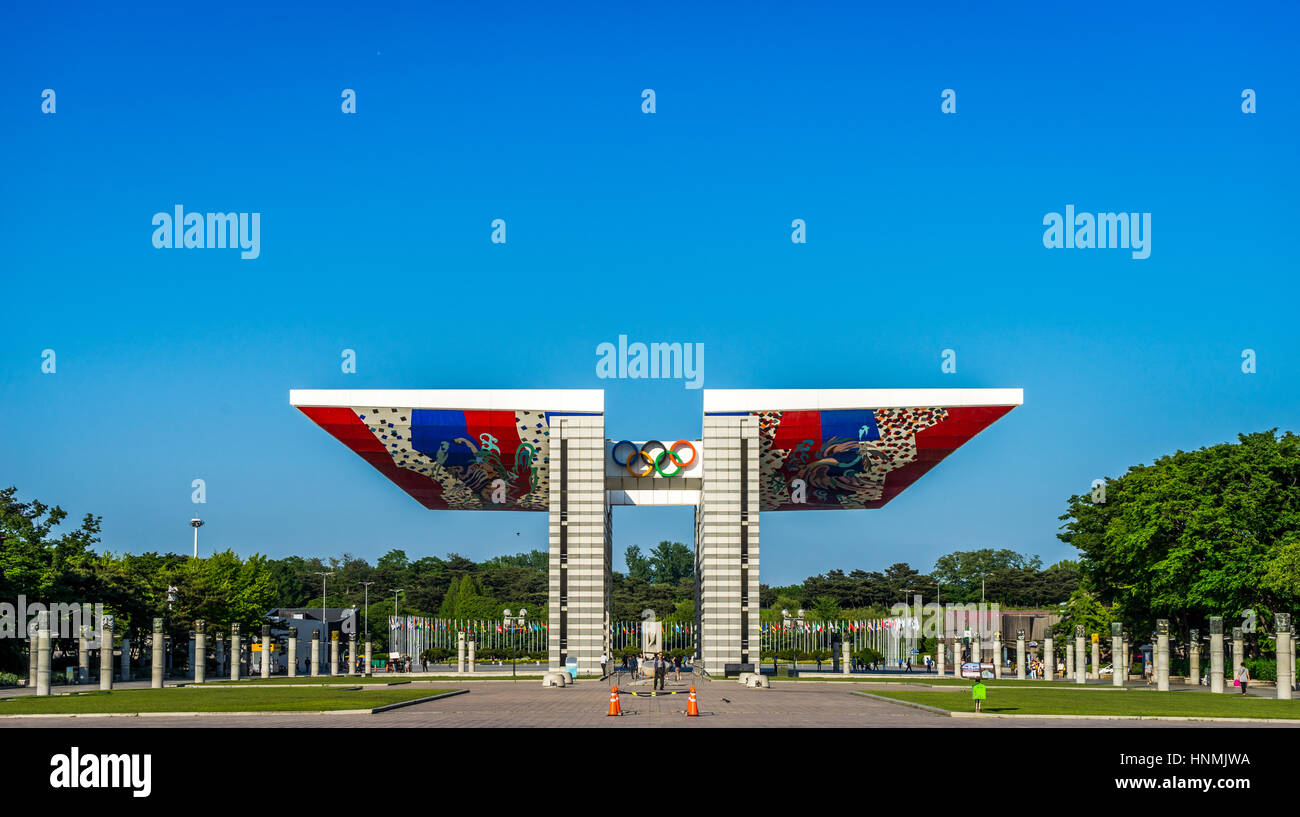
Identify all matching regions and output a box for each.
[313,571,334,675]
[189,518,203,558]
[391,589,404,663]
[358,581,374,647]
[503,608,528,681]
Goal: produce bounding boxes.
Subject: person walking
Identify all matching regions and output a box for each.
[653,652,666,690]
[1235,663,1250,695]
[673,653,682,681]
[599,651,608,678]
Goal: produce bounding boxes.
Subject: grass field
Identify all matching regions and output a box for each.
[207,675,543,685]
[0,687,453,715]
[777,675,1115,688]
[867,688,1300,719]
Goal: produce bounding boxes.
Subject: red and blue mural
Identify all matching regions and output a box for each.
[296,405,590,510]
[748,405,1016,510]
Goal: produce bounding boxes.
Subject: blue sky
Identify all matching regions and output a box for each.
[2,2,1296,585]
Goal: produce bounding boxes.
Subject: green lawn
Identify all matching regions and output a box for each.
[209,675,544,685]
[778,675,1112,688]
[0,687,453,715]
[867,688,1300,719]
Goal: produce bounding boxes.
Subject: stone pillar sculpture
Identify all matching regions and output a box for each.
[194,620,207,684]
[1188,628,1200,686]
[457,631,466,673]
[1074,625,1086,685]
[287,626,298,677]
[1276,614,1292,701]
[1209,616,1225,694]
[1016,630,1026,680]
[261,625,272,678]
[151,617,165,688]
[230,622,242,682]
[36,610,52,696]
[1111,623,1124,687]
[1156,619,1170,691]
[1043,636,1054,680]
[311,630,321,677]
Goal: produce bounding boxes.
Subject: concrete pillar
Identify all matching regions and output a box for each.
[310,630,320,676]
[1276,614,1292,701]
[78,623,91,684]
[1043,636,1054,680]
[1016,630,1026,680]
[1156,619,1170,691]
[1209,616,1225,693]
[1231,627,1244,682]
[992,631,1003,679]
[194,620,206,684]
[261,625,271,679]
[99,618,114,691]
[229,622,241,682]
[28,632,38,688]
[1090,637,1100,680]
[842,640,851,675]
[457,631,466,673]
[1188,629,1200,686]
[1074,626,1086,685]
[35,610,52,696]
[364,640,373,676]
[287,627,298,677]
[151,617,164,689]
[468,640,476,673]
[330,631,340,675]
[1065,642,1074,680]
[349,636,357,675]
[935,640,944,677]
[1122,634,1131,681]
[948,638,959,676]
[1111,623,1124,687]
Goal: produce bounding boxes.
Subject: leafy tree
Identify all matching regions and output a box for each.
[1059,430,1300,641]
[624,546,652,582]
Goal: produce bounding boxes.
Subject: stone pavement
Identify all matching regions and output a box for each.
[4,674,1298,728]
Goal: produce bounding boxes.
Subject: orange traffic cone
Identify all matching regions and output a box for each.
[686,685,699,716]
[607,685,622,716]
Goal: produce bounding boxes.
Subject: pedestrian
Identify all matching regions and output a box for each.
[653,652,666,690]
[630,654,638,678]
[1235,663,1250,695]
[971,679,987,713]
[599,651,608,678]
[673,654,682,681]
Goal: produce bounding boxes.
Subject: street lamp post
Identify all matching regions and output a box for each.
[358,581,374,644]
[503,608,528,681]
[189,518,203,558]
[314,571,334,675]
[391,589,404,664]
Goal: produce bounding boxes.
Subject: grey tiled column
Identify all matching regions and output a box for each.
[548,415,610,676]
[697,414,761,675]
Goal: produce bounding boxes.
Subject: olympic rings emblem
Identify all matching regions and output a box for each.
[610,440,697,477]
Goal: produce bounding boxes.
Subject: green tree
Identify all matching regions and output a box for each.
[624,546,652,582]
[1059,430,1300,640]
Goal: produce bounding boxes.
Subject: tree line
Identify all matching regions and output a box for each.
[4,427,1295,672]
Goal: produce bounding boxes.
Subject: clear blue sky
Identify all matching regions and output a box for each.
[2,2,1296,585]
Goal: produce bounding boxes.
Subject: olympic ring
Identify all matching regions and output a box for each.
[611,439,698,477]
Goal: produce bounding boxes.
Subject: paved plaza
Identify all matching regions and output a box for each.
[5,673,1298,728]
